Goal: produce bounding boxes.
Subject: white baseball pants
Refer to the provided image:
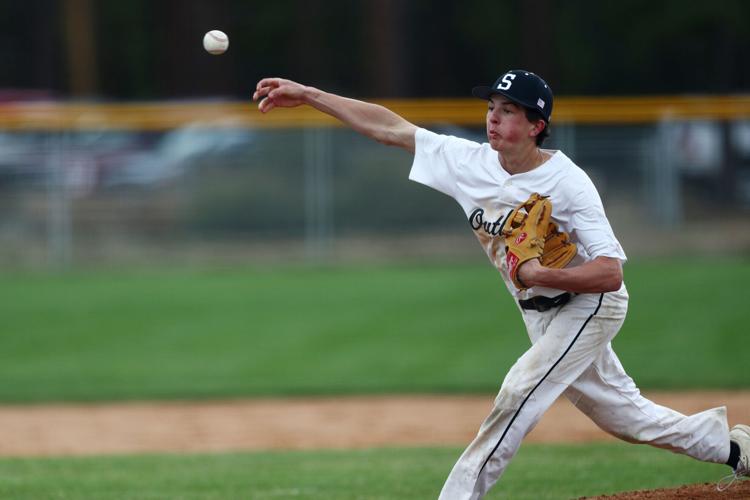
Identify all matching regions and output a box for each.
[439,289,730,500]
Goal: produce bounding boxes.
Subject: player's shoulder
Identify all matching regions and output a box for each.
[541,151,603,209]
[549,151,596,186]
[546,150,581,172]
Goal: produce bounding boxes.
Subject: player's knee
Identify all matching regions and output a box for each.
[494,384,526,410]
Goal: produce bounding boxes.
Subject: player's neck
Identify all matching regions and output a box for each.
[498,146,547,175]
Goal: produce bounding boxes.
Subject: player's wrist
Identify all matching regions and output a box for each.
[303,86,322,105]
[528,262,553,288]
[515,258,541,288]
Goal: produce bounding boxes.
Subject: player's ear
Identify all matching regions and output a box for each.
[529,119,546,139]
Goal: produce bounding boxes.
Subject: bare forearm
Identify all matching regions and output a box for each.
[303,87,416,152]
[254,78,416,151]
[522,257,623,293]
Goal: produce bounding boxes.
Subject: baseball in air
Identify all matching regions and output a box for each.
[203,30,229,55]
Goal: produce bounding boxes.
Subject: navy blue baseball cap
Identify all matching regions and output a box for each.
[472,70,553,123]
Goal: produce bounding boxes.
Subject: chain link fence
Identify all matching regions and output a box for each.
[0,101,748,268]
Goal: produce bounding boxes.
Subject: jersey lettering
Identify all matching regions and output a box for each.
[497,73,516,90]
[469,208,512,236]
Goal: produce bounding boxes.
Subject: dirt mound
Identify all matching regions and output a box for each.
[580,480,750,499]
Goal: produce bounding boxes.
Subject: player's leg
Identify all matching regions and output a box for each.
[563,344,731,464]
[439,291,627,500]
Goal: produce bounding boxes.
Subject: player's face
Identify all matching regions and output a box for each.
[486,97,536,151]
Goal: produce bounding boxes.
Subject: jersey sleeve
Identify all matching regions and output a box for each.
[570,186,628,262]
[408,128,479,200]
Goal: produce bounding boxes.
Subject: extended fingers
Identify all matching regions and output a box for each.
[256,88,283,112]
[252,77,303,113]
[256,77,282,91]
[257,96,276,113]
[252,78,282,101]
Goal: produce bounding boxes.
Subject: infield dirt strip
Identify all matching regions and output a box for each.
[0,391,748,457]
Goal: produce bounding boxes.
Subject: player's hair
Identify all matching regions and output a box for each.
[525,109,550,146]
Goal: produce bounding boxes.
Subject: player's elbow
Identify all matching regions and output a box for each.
[604,273,623,292]
[602,259,623,291]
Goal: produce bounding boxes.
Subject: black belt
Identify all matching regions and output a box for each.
[519,292,572,312]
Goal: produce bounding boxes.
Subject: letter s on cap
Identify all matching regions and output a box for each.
[497,73,516,90]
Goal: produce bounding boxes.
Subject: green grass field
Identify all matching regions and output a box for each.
[0,443,730,500]
[0,258,747,402]
[0,258,746,499]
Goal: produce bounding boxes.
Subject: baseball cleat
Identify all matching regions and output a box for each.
[717,424,750,491]
[730,425,750,475]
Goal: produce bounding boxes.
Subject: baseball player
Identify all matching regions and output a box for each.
[252,71,749,498]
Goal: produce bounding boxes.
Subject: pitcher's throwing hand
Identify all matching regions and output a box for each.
[253,78,310,113]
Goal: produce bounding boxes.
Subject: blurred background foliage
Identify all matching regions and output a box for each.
[0,0,748,100]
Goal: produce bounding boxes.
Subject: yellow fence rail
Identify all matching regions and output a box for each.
[0,96,748,131]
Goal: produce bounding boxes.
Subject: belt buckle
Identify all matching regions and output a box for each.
[535,299,551,312]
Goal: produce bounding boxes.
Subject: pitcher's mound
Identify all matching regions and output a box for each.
[581,480,750,499]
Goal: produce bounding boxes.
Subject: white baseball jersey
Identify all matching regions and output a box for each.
[409,127,627,300]
[408,127,731,500]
